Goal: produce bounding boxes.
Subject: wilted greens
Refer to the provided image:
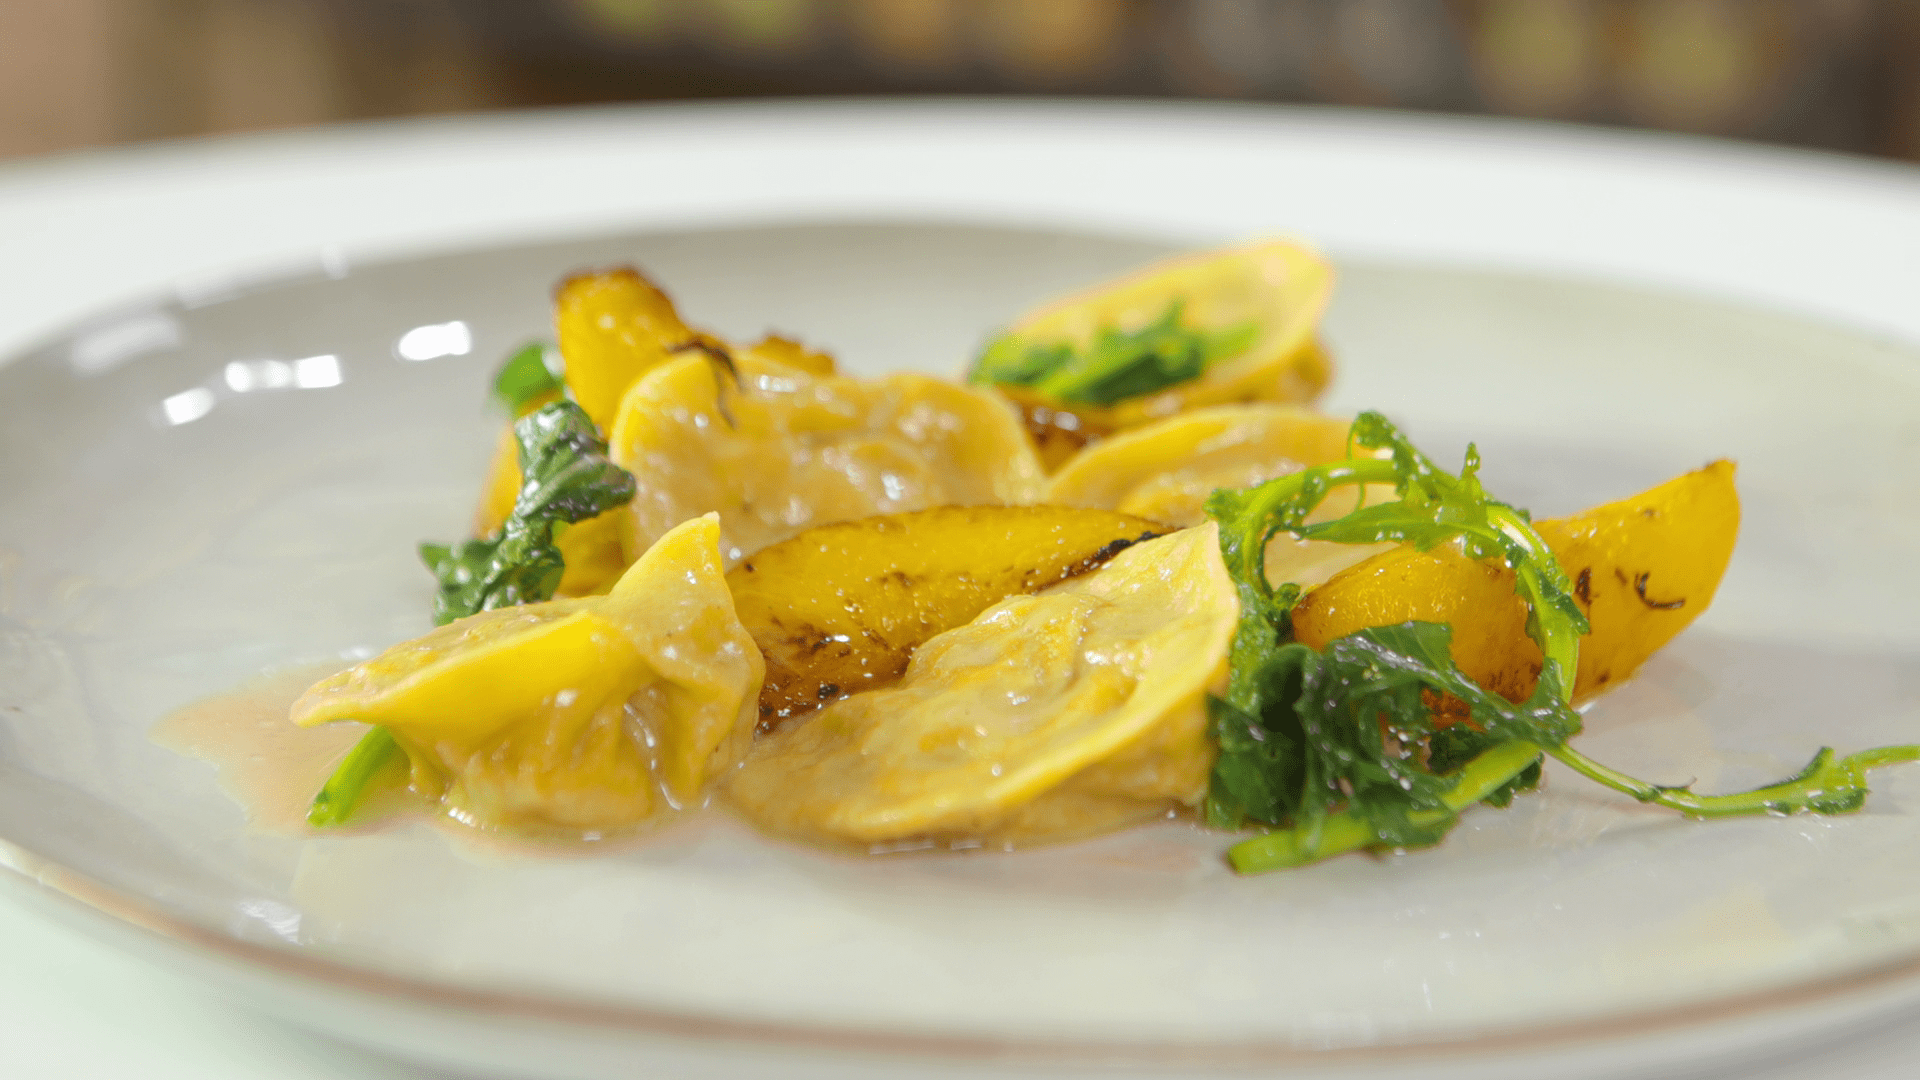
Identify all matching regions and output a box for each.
[420,401,636,626]
[490,341,564,414]
[1205,411,1920,873]
[971,299,1257,406]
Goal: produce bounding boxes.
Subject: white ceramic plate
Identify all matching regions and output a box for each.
[3,103,1919,1080]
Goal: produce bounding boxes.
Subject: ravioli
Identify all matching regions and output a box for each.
[1046,405,1394,591]
[1047,405,1368,526]
[983,239,1336,436]
[725,524,1238,848]
[609,350,1046,566]
[290,514,763,833]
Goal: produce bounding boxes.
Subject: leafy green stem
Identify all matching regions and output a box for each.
[307,727,400,827]
[1209,456,1401,601]
[1204,411,1598,869]
[1228,741,1544,873]
[1545,742,1920,818]
[1483,502,1581,706]
[422,401,636,626]
[972,300,1258,406]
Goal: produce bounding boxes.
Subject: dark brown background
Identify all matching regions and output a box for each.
[4,0,1918,162]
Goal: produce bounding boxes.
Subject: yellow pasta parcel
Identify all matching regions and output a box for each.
[974,239,1336,466]
[290,514,764,833]
[608,349,1046,566]
[726,524,1238,848]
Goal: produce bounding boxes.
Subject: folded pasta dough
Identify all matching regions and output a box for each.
[725,524,1237,848]
[291,514,763,833]
[608,351,1045,566]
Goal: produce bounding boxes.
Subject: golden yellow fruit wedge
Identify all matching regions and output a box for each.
[725,524,1237,849]
[608,349,1046,566]
[290,514,764,832]
[555,267,844,436]
[1291,461,1740,706]
[472,421,525,539]
[983,239,1335,434]
[737,333,836,377]
[728,505,1168,728]
[554,267,700,434]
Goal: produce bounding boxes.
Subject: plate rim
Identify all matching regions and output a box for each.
[12,827,1920,1069]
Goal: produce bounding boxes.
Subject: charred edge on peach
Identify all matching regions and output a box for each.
[671,338,741,427]
[748,529,1167,733]
[1061,531,1166,581]
[1633,572,1685,610]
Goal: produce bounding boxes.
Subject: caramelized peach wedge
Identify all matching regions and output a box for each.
[728,505,1168,728]
[1291,461,1741,707]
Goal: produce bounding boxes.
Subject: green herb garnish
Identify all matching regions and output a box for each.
[306,726,403,827]
[971,300,1257,406]
[491,342,564,414]
[306,400,636,827]
[421,400,637,626]
[1205,411,1920,872]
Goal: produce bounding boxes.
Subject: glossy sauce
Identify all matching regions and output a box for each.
[151,662,1181,858]
[151,665,423,835]
[152,666,716,854]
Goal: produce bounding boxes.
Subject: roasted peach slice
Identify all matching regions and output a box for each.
[726,505,1169,728]
[1290,461,1740,705]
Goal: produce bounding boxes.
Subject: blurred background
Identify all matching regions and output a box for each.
[3,0,1918,163]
